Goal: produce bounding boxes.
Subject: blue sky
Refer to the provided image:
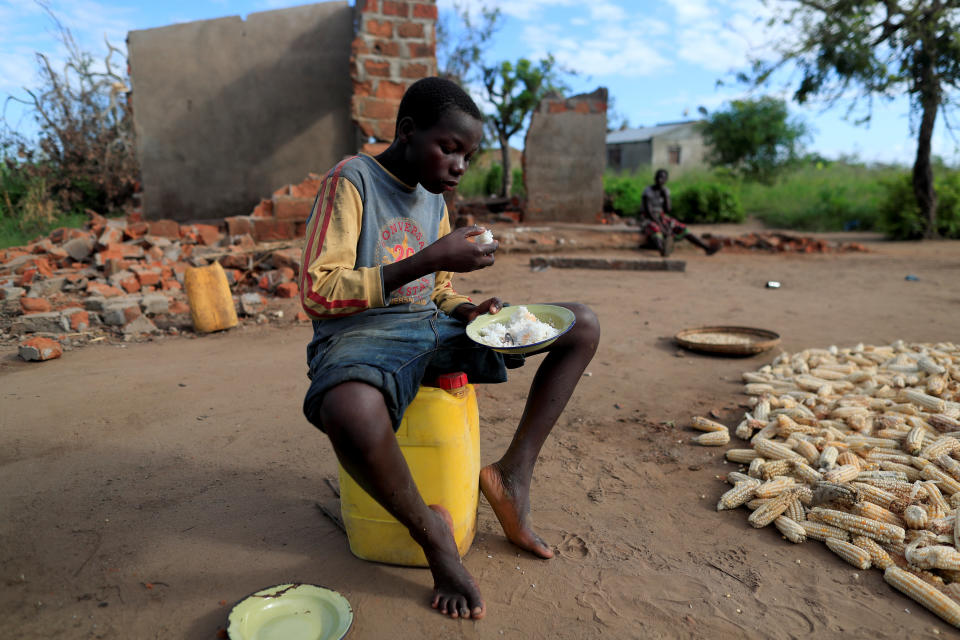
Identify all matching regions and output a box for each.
[0,0,954,165]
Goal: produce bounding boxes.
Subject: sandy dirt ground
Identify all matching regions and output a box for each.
[2,229,959,639]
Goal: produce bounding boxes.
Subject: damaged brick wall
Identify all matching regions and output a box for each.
[523,88,608,223]
[128,2,355,222]
[351,0,438,154]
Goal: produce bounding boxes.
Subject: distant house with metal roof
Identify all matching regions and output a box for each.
[605,120,708,173]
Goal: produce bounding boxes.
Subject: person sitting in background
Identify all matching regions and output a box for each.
[641,168,720,256]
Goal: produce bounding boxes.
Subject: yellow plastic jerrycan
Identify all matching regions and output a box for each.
[183,261,238,333]
[338,373,480,566]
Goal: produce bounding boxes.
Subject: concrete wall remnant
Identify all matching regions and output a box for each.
[351,0,438,154]
[523,88,608,223]
[128,3,355,222]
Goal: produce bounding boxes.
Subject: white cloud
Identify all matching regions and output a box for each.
[522,22,671,78]
[589,1,626,22]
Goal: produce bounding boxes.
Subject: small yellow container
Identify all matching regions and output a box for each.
[184,261,238,333]
[338,384,480,567]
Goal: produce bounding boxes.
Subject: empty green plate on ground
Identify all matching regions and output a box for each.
[466,303,576,355]
[228,583,353,640]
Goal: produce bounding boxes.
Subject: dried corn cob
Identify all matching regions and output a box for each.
[785,498,805,522]
[904,505,929,529]
[725,448,759,463]
[774,515,806,543]
[693,429,730,446]
[792,460,823,485]
[936,454,960,481]
[819,446,839,470]
[905,426,926,455]
[748,458,766,478]
[905,544,960,571]
[754,438,802,461]
[853,502,905,528]
[923,481,950,518]
[801,520,850,542]
[852,535,894,569]
[717,479,761,511]
[823,465,859,483]
[734,415,755,440]
[793,439,820,465]
[837,451,862,469]
[903,389,947,413]
[808,507,906,544]
[749,488,799,528]
[691,416,728,432]
[878,461,922,482]
[921,464,960,495]
[761,459,793,480]
[755,476,797,498]
[726,471,752,484]
[826,537,872,570]
[921,436,960,461]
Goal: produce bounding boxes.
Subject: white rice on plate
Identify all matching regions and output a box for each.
[477,306,559,347]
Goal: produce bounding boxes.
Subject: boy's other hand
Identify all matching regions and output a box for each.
[452,297,502,323]
[425,225,498,273]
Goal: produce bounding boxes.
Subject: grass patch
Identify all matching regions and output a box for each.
[0,209,88,249]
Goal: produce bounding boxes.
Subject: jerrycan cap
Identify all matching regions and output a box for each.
[435,372,468,390]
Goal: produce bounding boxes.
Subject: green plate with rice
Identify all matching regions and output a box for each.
[466,304,576,355]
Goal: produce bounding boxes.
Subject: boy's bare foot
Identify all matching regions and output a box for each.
[479,463,554,559]
[706,241,721,255]
[425,504,485,619]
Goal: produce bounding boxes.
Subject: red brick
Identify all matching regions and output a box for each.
[195,224,221,246]
[366,19,393,38]
[352,79,373,97]
[361,141,390,155]
[132,266,162,287]
[351,39,371,57]
[220,253,251,270]
[276,282,299,298]
[272,184,291,197]
[269,247,302,273]
[371,39,401,56]
[549,102,567,114]
[161,279,182,292]
[381,0,407,16]
[18,337,62,362]
[123,305,141,323]
[98,226,124,247]
[397,21,424,38]
[375,80,407,100]
[295,310,310,323]
[295,222,308,237]
[124,221,149,239]
[148,219,180,239]
[407,42,434,58]
[34,257,54,278]
[359,0,378,11]
[17,268,37,287]
[250,199,274,218]
[146,246,164,261]
[412,3,437,19]
[574,101,590,114]
[252,218,297,242]
[86,281,124,298]
[364,59,392,77]
[119,276,141,294]
[400,62,429,78]
[289,178,322,199]
[168,300,190,315]
[67,310,90,331]
[592,100,607,113]
[273,196,314,221]
[20,297,52,313]
[225,216,255,237]
[371,119,397,141]
[362,97,400,119]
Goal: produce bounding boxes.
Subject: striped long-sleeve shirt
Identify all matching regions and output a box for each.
[299,154,471,322]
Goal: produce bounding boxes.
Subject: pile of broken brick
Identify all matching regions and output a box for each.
[0,201,314,362]
[703,231,869,253]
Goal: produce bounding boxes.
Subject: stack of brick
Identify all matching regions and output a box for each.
[351,0,438,154]
[222,173,321,245]
[0,175,330,359]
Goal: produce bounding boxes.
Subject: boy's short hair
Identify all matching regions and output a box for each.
[396,77,482,134]
[655,168,669,180]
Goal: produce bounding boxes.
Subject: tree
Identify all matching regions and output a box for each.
[744,0,960,238]
[436,1,501,86]
[481,56,567,197]
[700,96,808,183]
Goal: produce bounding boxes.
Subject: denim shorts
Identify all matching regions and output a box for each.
[303,310,523,431]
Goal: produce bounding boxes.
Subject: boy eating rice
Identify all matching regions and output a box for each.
[299,77,599,620]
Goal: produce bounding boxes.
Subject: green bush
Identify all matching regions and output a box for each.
[673,181,744,223]
[511,167,525,199]
[880,173,960,239]
[484,164,503,196]
[602,173,646,217]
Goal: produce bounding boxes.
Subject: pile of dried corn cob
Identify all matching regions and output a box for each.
[691,340,960,628]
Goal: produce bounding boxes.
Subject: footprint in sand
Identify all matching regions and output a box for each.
[559,533,590,559]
